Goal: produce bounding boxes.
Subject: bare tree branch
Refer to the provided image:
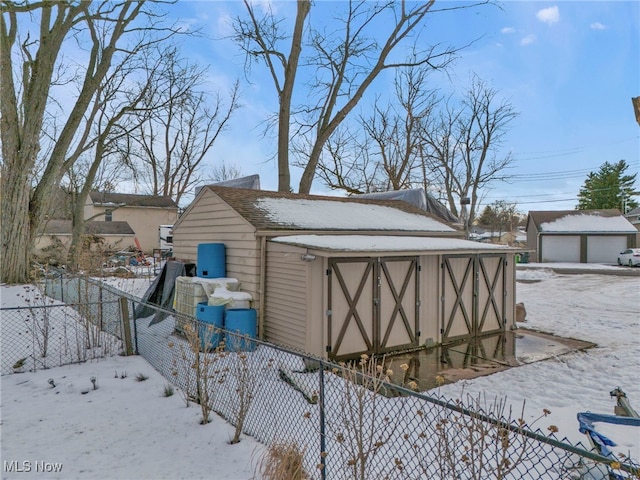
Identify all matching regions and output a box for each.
[420,75,518,225]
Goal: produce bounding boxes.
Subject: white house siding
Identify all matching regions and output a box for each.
[586,236,627,264]
[541,236,580,263]
[264,245,308,352]
[173,191,261,307]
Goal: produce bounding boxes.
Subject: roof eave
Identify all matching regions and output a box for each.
[256,229,464,238]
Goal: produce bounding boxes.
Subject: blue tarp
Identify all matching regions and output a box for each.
[578,412,640,479]
[578,412,639,456]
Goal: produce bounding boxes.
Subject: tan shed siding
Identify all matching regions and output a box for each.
[173,190,261,308]
[419,255,442,345]
[264,248,308,351]
[306,259,326,357]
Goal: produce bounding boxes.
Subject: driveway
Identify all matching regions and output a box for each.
[517,262,640,276]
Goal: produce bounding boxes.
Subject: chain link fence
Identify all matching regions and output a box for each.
[1,281,123,375]
[4,276,638,480]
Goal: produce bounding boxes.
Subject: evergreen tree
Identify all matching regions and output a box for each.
[477,201,519,235]
[577,160,638,212]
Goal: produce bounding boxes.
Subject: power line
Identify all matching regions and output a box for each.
[514,135,640,162]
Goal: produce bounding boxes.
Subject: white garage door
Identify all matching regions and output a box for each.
[541,236,580,263]
[587,236,627,264]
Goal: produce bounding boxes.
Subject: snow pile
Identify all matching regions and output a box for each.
[177,276,240,295]
[208,286,253,309]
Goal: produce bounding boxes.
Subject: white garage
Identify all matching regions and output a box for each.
[586,236,629,263]
[526,209,637,264]
[540,236,580,263]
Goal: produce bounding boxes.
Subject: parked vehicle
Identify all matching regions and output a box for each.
[617,248,640,266]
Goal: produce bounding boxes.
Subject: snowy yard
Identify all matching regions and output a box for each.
[1,264,638,479]
[440,265,640,449]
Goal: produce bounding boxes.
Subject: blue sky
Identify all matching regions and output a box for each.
[164,1,639,212]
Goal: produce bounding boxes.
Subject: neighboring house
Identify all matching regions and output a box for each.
[625,206,640,231]
[36,219,135,253]
[526,209,637,264]
[172,186,520,360]
[86,192,179,252]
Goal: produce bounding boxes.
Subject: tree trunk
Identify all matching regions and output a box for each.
[68,193,85,273]
[0,168,33,283]
[277,0,310,192]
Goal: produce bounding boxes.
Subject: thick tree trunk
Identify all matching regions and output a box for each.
[277,0,309,192]
[0,169,33,283]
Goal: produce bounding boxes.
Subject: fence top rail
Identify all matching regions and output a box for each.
[0,300,121,312]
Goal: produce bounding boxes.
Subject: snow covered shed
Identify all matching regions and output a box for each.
[526,210,637,264]
[173,186,519,360]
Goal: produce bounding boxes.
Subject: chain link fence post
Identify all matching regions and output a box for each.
[319,361,327,480]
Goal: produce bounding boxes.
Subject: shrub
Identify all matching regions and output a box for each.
[256,442,307,480]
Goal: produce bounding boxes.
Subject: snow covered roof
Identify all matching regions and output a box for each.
[205,186,460,234]
[256,198,454,232]
[529,210,637,233]
[270,235,518,253]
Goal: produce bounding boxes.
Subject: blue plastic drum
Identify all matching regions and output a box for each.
[225,308,257,352]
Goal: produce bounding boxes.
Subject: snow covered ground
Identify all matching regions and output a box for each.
[1,263,638,479]
[439,264,640,454]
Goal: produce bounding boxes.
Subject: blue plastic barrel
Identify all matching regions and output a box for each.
[225,308,257,352]
[197,243,226,278]
[196,302,225,350]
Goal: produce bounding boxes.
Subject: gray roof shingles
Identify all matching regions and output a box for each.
[89,192,177,209]
[42,220,135,235]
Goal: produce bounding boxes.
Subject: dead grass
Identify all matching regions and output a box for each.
[256,442,307,480]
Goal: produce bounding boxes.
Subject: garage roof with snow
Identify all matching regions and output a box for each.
[528,209,636,233]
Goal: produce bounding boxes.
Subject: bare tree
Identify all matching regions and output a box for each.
[233,0,310,193]
[314,124,386,194]
[209,161,244,183]
[234,0,487,194]
[318,66,439,195]
[130,48,240,205]
[420,75,518,225]
[62,46,172,271]
[0,1,176,283]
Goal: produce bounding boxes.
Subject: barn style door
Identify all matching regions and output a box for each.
[441,254,506,344]
[327,256,419,360]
